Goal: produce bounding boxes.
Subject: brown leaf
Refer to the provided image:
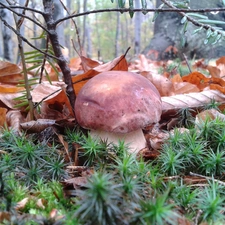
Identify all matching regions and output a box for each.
[141,71,174,96]
[182,71,225,93]
[20,119,56,133]
[0,93,24,109]
[0,84,24,93]
[56,133,70,162]
[36,198,46,209]
[161,90,225,118]
[80,56,101,72]
[216,56,225,65]
[207,65,221,78]
[195,109,225,125]
[69,57,82,72]
[72,54,128,95]
[15,197,29,210]
[0,212,10,223]
[31,82,73,116]
[0,61,23,84]
[182,71,210,90]
[64,177,88,189]
[0,107,7,127]
[6,110,24,133]
[170,73,183,83]
[173,82,199,95]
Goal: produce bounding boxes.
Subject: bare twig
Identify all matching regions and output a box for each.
[190,172,225,186]
[42,0,76,113]
[182,53,192,73]
[0,16,60,60]
[55,7,225,25]
[161,0,225,36]
[34,88,61,108]
[39,36,50,84]
[59,0,82,56]
[9,0,34,120]
[0,2,48,33]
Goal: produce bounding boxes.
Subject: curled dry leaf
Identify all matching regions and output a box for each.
[80,55,101,72]
[173,82,199,95]
[15,197,29,210]
[20,119,56,133]
[69,57,82,72]
[0,93,23,109]
[31,82,73,116]
[0,107,7,127]
[0,61,23,84]
[72,54,128,95]
[64,177,88,189]
[195,109,225,126]
[161,90,225,118]
[0,212,10,223]
[182,71,225,94]
[36,198,46,209]
[141,71,174,96]
[6,110,24,133]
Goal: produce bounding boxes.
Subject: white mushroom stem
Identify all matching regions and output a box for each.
[90,129,146,154]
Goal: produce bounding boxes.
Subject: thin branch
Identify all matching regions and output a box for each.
[55,7,225,25]
[0,5,44,14]
[59,0,82,56]
[10,0,34,120]
[0,16,60,60]
[0,2,48,33]
[161,0,225,36]
[190,172,225,186]
[42,0,76,113]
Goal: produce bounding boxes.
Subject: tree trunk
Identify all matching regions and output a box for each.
[53,0,65,47]
[0,0,13,61]
[115,10,120,57]
[134,0,141,55]
[82,0,87,49]
[143,0,225,60]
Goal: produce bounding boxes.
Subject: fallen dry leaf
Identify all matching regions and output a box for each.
[56,133,70,162]
[6,110,24,133]
[173,82,199,95]
[15,197,29,210]
[195,108,225,125]
[80,56,101,72]
[207,65,221,78]
[31,82,73,116]
[72,54,128,95]
[182,71,210,91]
[216,56,225,65]
[64,177,88,189]
[0,212,10,223]
[161,90,225,118]
[0,107,7,127]
[0,61,23,84]
[141,71,174,96]
[20,119,56,133]
[69,57,82,72]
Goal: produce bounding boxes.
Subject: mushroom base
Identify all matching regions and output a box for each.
[90,129,146,154]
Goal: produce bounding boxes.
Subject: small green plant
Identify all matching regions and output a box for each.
[80,134,109,166]
[197,179,225,224]
[200,149,225,176]
[0,129,67,185]
[157,144,185,176]
[171,180,198,216]
[75,171,122,225]
[132,191,179,225]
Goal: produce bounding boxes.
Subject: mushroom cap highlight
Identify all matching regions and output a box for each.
[75,71,162,133]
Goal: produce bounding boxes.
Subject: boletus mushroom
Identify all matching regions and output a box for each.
[75,71,162,154]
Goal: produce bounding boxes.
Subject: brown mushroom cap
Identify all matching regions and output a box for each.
[75,71,162,133]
